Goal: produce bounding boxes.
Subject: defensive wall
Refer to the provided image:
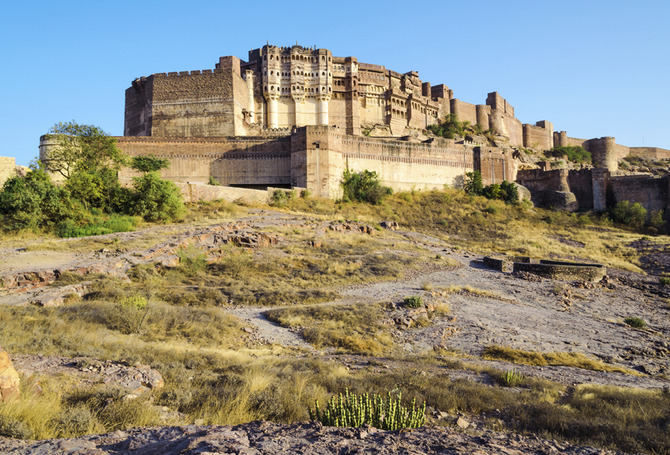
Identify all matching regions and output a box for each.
[517,167,670,218]
[42,126,514,201]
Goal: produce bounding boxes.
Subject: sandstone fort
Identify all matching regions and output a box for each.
[36,43,670,214]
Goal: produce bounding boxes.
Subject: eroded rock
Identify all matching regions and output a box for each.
[0,346,20,400]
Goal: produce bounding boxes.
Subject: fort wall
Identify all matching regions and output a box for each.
[0,157,17,187]
[115,136,292,186]
[523,121,553,151]
[629,147,670,159]
[609,175,668,213]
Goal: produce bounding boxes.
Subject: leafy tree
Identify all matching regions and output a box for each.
[131,155,170,173]
[463,171,483,196]
[43,122,127,179]
[341,169,392,204]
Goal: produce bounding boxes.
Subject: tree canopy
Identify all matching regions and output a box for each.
[44,122,127,179]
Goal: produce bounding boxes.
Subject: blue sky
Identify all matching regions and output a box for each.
[2,0,668,166]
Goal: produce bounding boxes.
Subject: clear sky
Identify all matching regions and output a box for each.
[2,0,668,166]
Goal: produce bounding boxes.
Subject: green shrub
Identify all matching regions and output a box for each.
[608,201,647,229]
[130,172,184,222]
[548,146,591,164]
[403,296,423,308]
[309,389,425,430]
[659,277,670,286]
[623,317,646,328]
[177,246,208,276]
[269,189,297,206]
[341,170,392,205]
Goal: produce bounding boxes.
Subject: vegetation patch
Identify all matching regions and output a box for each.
[265,303,394,355]
[482,346,642,376]
[623,317,646,328]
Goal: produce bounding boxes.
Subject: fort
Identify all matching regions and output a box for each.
[37,43,669,212]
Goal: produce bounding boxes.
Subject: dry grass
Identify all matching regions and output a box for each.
[482,345,642,376]
[281,189,656,272]
[265,303,395,355]
[155,230,429,307]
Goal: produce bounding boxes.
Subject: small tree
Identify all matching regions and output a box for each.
[44,122,127,179]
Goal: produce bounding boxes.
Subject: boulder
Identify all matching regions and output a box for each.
[0,346,20,400]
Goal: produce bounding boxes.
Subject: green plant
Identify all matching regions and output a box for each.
[130,171,184,222]
[659,277,670,286]
[341,170,392,205]
[500,369,525,387]
[548,146,591,164]
[177,246,208,276]
[309,389,425,430]
[403,296,423,308]
[131,155,170,173]
[208,176,221,186]
[623,317,646,328]
[463,171,483,196]
[608,201,647,229]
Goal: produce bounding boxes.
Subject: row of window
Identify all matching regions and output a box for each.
[266,54,331,63]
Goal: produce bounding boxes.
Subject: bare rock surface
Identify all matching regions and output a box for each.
[0,421,623,454]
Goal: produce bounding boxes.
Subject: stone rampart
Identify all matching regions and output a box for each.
[116,136,292,186]
[609,174,669,213]
[628,147,670,159]
[0,157,17,186]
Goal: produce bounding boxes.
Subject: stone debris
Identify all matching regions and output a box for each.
[380,220,399,230]
[12,356,164,396]
[0,346,20,400]
[0,421,623,454]
[328,221,375,235]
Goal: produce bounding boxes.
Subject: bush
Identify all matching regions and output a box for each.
[548,146,591,164]
[130,172,184,222]
[623,317,646,328]
[269,189,296,207]
[341,170,392,205]
[609,201,647,229]
[659,277,670,286]
[403,296,423,308]
[0,167,73,231]
[309,389,425,430]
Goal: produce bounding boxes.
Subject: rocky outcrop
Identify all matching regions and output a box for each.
[0,421,621,454]
[0,346,20,400]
